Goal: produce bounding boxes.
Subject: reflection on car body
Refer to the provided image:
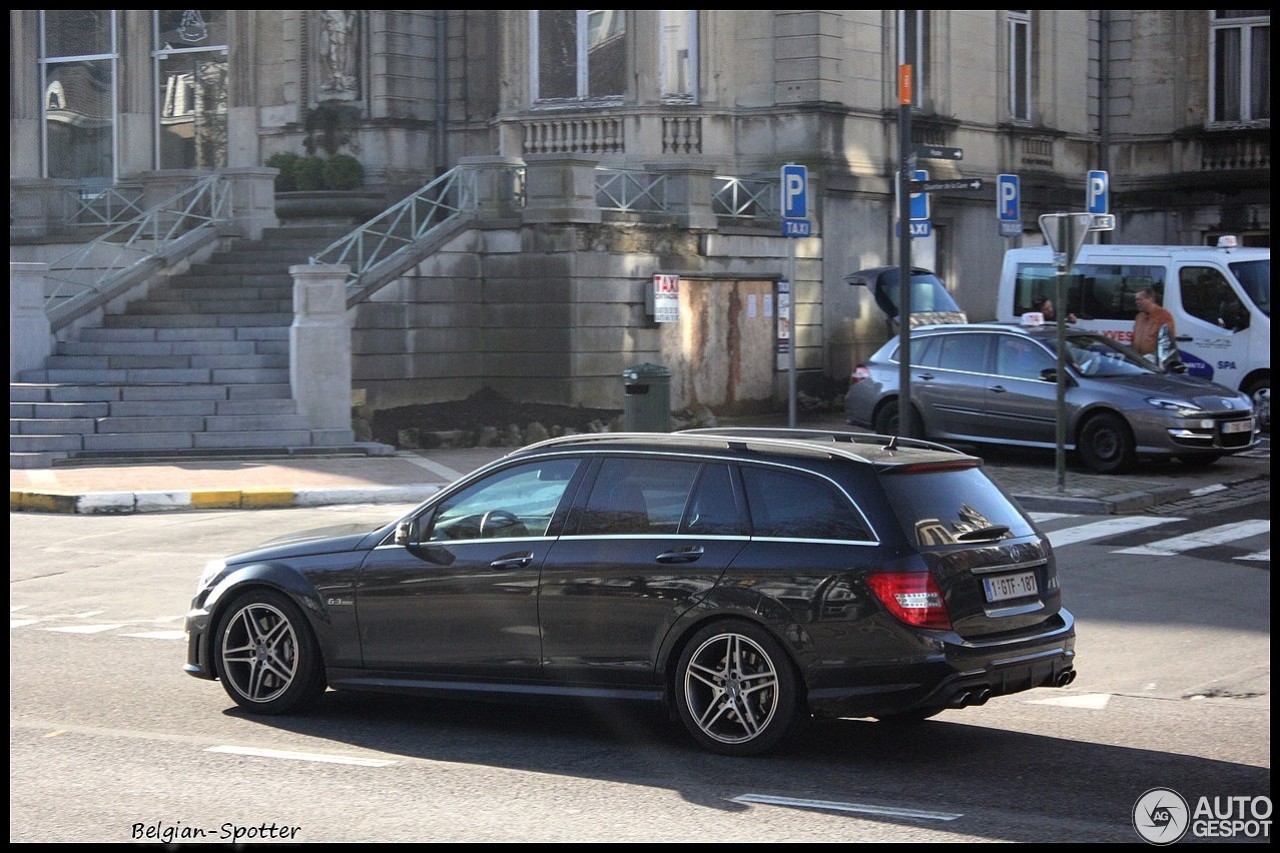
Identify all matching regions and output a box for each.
[185,429,1078,756]
[844,322,1258,474]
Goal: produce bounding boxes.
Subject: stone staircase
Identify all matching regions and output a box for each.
[10,225,386,469]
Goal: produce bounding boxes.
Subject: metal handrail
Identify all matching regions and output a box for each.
[596,168,666,212]
[712,175,779,219]
[309,166,480,303]
[65,182,147,226]
[44,174,233,326]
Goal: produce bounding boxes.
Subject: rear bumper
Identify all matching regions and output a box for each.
[805,609,1077,719]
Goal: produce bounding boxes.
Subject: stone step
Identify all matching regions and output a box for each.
[124,297,293,315]
[101,312,292,328]
[77,326,289,343]
[57,339,260,357]
[42,353,289,370]
[11,397,300,420]
[10,382,294,403]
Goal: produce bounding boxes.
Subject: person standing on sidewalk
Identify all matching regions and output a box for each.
[1132,286,1175,359]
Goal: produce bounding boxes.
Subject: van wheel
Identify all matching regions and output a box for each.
[1243,377,1269,432]
[1078,413,1135,474]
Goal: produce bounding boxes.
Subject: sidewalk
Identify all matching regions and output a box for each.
[10,421,1269,516]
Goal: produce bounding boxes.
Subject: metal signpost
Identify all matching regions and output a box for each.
[1038,212,1095,492]
[780,163,810,428]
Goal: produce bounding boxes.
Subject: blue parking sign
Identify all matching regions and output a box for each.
[1087,170,1109,215]
[781,164,808,219]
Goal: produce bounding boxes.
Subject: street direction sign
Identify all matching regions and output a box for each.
[910,178,984,192]
[914,144,963,161]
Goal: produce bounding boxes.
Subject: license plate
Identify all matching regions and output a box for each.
[983,571,1039,603]
[1222,419,1253,434]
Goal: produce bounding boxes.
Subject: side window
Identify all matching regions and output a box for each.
[740,466,872,542]
[578,457,700,535]
[995,335,1053,380]
[1179,266,1248,331]
[912,335,942,368]
[937,333,990,373]
[427,459,582,542]
[680,463,744,535]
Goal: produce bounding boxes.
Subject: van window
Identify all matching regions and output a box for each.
[1179,266,1248,331]
[1013,263,1166,321]
[1230,259,1270,316]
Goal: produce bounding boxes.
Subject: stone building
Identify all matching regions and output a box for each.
[9,11,1270,448]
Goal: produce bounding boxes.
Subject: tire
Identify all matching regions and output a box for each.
[213,589,325,714]
[674,619,802,756]
[1243,377,1269,433]
[1077,412,1135,474]
[874,402,921,437]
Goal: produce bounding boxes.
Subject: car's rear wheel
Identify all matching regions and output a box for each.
[874,401,922,437]
[213,589,325,714]
[674,620,802,756]
[1077,412,1135,474]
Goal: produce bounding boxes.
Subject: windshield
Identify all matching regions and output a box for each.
[1063,333,1161,378]
[1230,259,1270,317]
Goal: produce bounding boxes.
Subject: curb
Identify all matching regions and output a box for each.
[10,485,439,515]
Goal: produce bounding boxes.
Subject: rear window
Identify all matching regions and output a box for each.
[878,467,1036,547]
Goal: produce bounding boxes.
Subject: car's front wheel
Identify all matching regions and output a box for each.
[1077,412,1135,474]
[674,620,802,756]
[213,589,325,714]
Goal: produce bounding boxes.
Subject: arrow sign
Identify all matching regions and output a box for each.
[910,178,984,192]
[914,145,963,161]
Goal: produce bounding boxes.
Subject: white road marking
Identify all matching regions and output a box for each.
[121,630,187,640]
[1029,512,1075,523]
[1045,516,1179,548]
[1235,549,1270,562]
[45,624,123,634]
[1190,484,1228,496]
[1115,519,1271,556]
[206,745,397,767]
[732,794,962,821]
[400,454,465,481]
[11,619,41,629]
[1028,693,1111,709]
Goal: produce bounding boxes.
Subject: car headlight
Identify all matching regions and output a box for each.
[1146,397,1206,418]
[198,558,226,593]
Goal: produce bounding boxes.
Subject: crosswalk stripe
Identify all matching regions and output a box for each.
[1235,549,1270,562]
[1114,519,1271,556]
[1045,516,1178,548]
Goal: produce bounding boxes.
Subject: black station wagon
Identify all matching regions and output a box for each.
[185,428,1077,756]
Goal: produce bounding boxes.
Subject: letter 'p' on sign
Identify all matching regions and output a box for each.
[781,164,808,219]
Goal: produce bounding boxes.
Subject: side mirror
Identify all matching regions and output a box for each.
[1166,361,1189,375]
[394,517,419,547]
[1039,367,1057,383]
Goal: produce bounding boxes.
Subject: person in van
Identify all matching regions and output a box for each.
[1131,286,1176,358]
[1030,295,1077,324]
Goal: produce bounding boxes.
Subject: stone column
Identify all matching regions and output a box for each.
[645,163,718,231]
[219,167,281,239]
[457,155,525,220]
[289,264,353,434]
[9,179,76,239]
[10,263,53,380]
[521,153,602,224]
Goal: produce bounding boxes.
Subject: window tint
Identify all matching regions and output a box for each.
[427,458,582,542]
[680,463,745,535]
[579,457,700,535]
[878,467,1035,547]
[1179,266,1248,330]
[937,333,989,373]
[1013,263,1166,321]
[994,334,1053,379]
[740,466,872,541]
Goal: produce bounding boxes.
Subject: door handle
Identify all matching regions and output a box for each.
[490,553,533,569]
[916,372,935,381]
[656,545,704,564]
[989,385,1007,393]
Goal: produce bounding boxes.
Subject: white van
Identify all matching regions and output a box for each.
[997,240,1270,427]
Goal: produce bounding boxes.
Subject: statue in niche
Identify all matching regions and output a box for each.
[319,10,359,98]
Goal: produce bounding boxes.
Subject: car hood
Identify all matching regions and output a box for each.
[226,523,384,565]
[1102,372,1252,412]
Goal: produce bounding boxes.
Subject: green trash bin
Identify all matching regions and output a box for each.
[622,363,672,432]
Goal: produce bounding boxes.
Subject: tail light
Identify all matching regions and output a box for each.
[849,365,871,385]
[866,571,952,630]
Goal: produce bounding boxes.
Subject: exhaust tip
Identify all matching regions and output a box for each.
[972,688,992,705]
[1054,669,1077,687]
[951,691,972,708]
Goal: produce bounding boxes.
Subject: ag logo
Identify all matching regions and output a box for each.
[1133,787,1190,845]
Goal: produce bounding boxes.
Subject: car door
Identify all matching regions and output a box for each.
[538,455,748,686]
[983,333,1060,445]
[911,331,993,441]
[355,457,585,679]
